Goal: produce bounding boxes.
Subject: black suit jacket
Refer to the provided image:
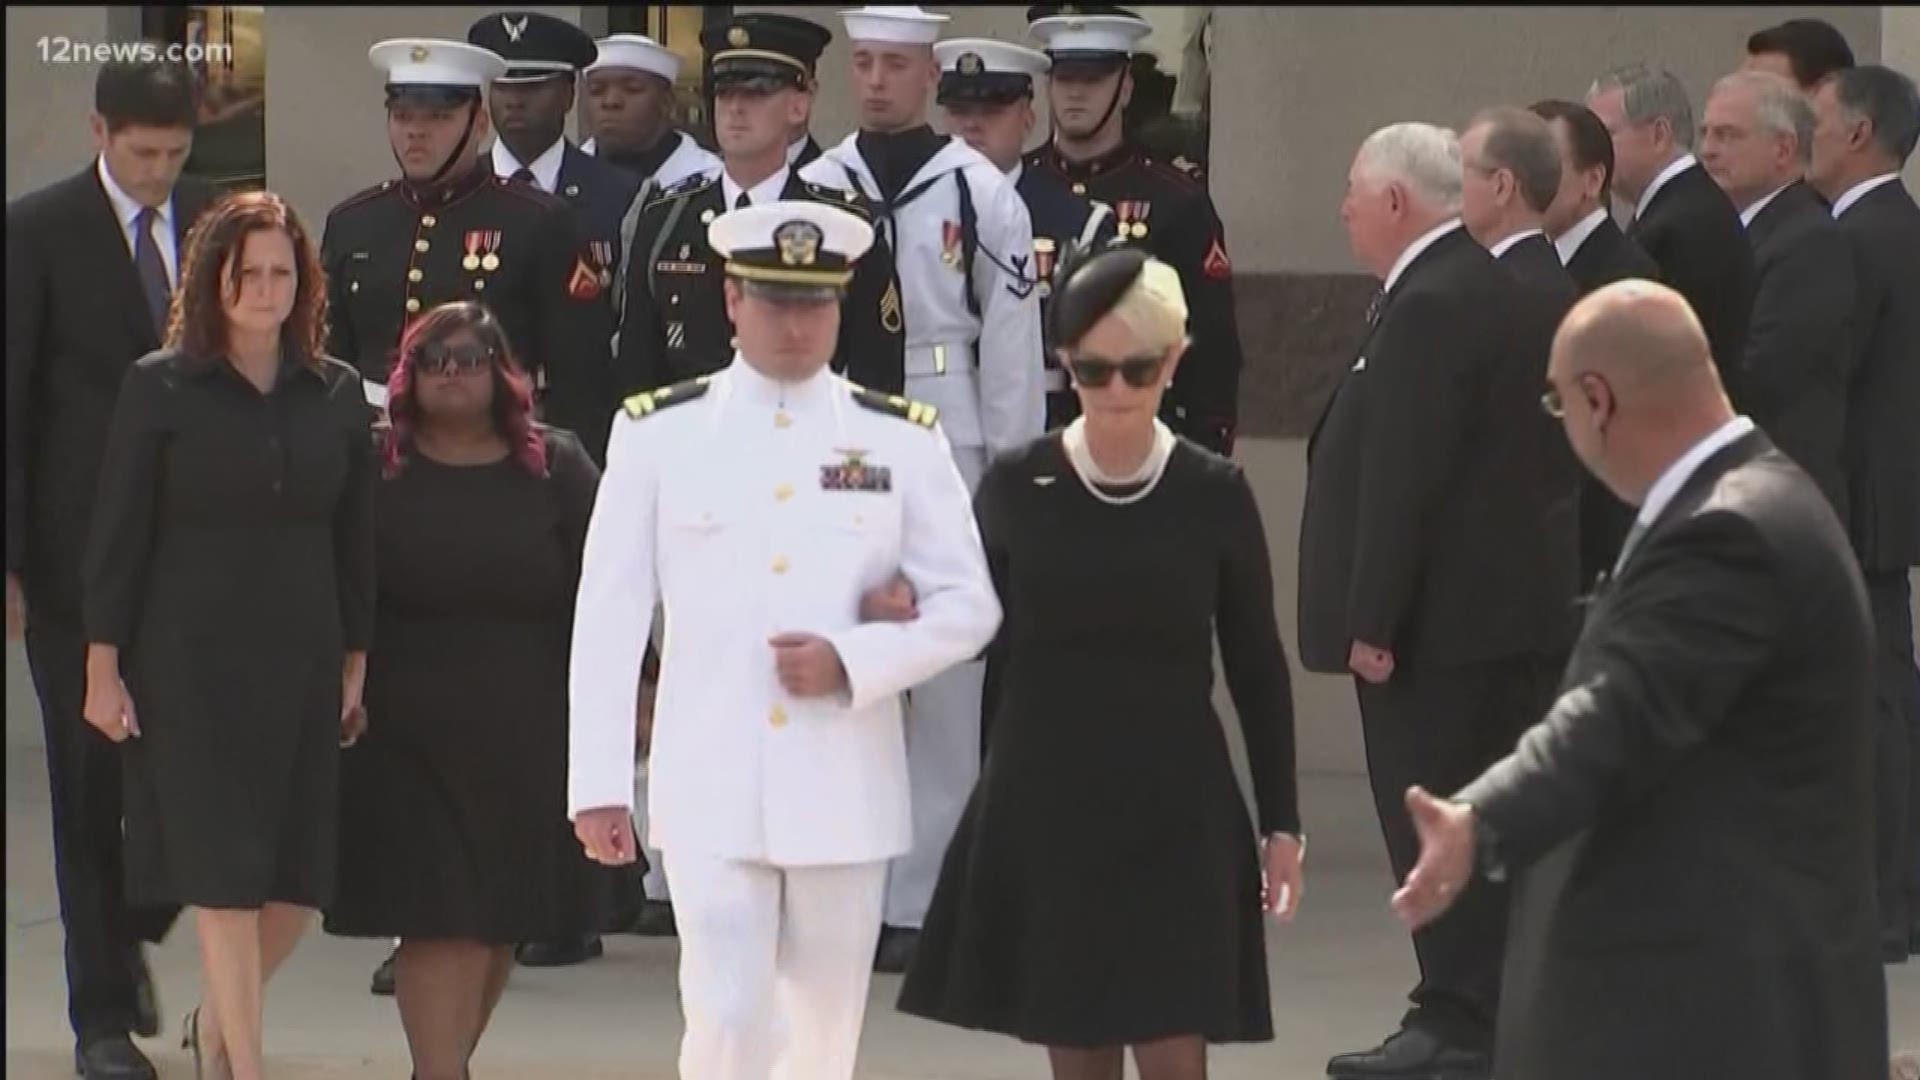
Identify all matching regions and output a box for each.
[1298,228,1578,673]
[1459,431,1885,1080]
[554,141,643,279]
[1629,161,1755,388]
[6,166,218,620]
[1836,179,1920,570]
[1740,181,1856,517]
[1564,218,1662,581]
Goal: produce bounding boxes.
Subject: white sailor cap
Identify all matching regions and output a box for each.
[839,6,949,47]
[1027,11,1152,61]
[584,34,680,83]
[710,200,875,297]
[935,39,1050,105]
[369,39,509,90]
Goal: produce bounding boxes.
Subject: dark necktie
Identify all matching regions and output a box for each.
[735,190,751,210]
[1613,517,1651,576]
[1364,288,1385,327]
[133,207,171,336]
[511,167,537,187]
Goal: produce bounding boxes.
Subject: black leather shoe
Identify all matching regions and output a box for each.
[1326,1027,1491,1080]
[629,899,677,937]
[129,949,159,1038]
[873,926,919,974]
[515,935,605,967]
[74,1034,157,1080]
[370,947,397,996]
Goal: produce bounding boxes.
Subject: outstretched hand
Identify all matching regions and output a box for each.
[1390,786,1477,931]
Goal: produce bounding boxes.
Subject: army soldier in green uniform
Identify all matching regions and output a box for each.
[320,38,618,461]
[613,13,904,398]
[1025,6,1245,454]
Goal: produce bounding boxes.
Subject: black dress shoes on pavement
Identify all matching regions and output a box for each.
[130,949,159,1038]
[628,899,677,937]
[516,935,606,967]
[370,945,398,996]
[74,1034,156,1080]
[1326,1027,1492,1080]
[873,925,919,974]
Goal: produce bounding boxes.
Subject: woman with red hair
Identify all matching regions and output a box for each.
[324,301,610,1078]
[80,189,375,1080]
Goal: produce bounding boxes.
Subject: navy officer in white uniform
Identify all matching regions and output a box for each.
[567,199,1001,1080]
[803,1,1045,974]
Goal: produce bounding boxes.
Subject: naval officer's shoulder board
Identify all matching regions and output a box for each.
[851,386,938,429]
[623,375,713,419]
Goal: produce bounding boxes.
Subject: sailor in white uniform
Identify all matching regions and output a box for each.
[568,200,1001,1080]
[581,33,720,190]
[802,2,1045,973]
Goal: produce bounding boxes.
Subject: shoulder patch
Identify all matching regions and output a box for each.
[622,375,713,419]
[850,387,938,429]
[656,172,719,202]
[802,179,870,216]
[328,179,396,218]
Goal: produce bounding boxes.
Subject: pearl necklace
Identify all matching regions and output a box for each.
[1062,418,1176,506]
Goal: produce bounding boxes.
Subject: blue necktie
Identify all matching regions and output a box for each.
[133,206,171,336]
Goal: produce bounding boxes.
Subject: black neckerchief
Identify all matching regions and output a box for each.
[857,124,946,202]
[606,130,682,179]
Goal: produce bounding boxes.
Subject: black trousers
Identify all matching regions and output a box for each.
[1865,568,1920,940]
[24,617,177,1041]
[1356,653,1560,1052]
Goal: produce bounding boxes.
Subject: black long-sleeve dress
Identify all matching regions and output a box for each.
[324,427,610,943]
[82,349,376,910]
[898,434,1301,1047]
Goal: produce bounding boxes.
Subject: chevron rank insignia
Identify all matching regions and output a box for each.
[623,375,713,418]
[851,387,938,428]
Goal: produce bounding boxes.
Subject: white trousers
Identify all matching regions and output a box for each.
[665,850,888,1080]
[883,444,986,929]
[636,763,671,900]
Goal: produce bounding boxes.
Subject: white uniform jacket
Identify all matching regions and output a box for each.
[567,358,1003,867]
[801,133,1044,460]
[582,132,721,190]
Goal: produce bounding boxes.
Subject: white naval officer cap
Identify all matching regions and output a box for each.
[934,39,1050,106]
[839,5,950,46]
[368,39,509,90]
[585,33,680,83]
[710,200,875,301]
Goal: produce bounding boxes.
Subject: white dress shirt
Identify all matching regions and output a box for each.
[1487,226,1546,259]
[1831,172,1901,219]
[491,137,567,193]
[1554,207,1611,265]
[1739,183,1792,229]
[1616,415,1756,573]
[1383,218,1463,294]
[97,155,177,287]
[568,357,1001,865]
[1634,153,1699,222]
[721,166,790,211]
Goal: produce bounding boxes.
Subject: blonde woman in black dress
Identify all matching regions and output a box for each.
[898,247,1307,1080]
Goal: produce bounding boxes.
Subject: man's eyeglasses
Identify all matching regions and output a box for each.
[1541,385,1566,418]
[1068,355,1163,390]
[412,341,495,376]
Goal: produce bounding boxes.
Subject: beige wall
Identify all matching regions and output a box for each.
[1213,6,1882,274]
[5,6,111,200]
[264,6,585,231]
[1888,5,1920,191]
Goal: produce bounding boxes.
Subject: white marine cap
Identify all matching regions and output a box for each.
[934,38,1050,78]
[585,33,680,82]
[1028,12,1152,59]
[839,6,949,47]
[710,200,875,294]
[369,39,509,88]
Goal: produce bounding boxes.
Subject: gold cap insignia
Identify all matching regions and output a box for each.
[410,45,430,63]
[776,220,823,267]
[958,52,983,75]
[729,26,750,48]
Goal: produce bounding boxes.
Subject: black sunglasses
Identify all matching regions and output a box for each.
[1068,355,1163,390]
[413,341,495,376]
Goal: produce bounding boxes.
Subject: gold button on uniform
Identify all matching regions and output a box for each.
[771,555,790,574]
[1071,182,1086,195]
[407,268,423,283]
[421,214,436,228]
[774,410,793,429]
[414,238,430,253]
[775,483,794,502]
[405,297,421,313]
[770,704,788,728]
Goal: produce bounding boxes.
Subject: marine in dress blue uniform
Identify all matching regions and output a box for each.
[568,200,1000,1080]
[935,36,1120,430]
